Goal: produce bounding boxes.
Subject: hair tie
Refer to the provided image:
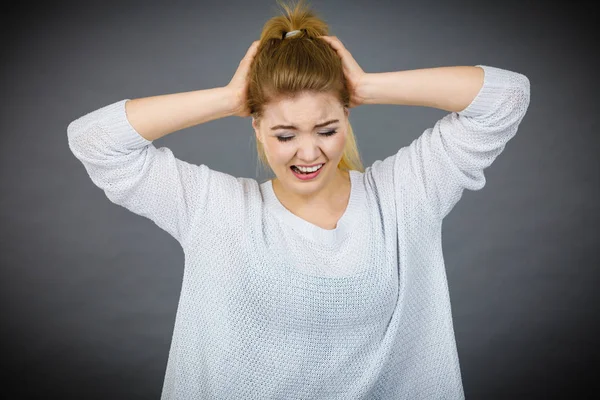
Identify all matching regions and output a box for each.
[283,29,302,39]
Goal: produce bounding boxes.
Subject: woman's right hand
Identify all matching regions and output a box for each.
[226,40,260,118]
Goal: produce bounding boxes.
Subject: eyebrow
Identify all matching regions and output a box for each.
[270,119,339,131]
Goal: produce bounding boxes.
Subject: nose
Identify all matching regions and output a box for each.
[295,136,322,162]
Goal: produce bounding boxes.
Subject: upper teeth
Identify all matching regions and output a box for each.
[296,164,323,173]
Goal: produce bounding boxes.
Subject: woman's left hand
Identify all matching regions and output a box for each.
[319,35,369,108]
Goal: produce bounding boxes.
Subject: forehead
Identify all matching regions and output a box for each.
[263,92,341,122]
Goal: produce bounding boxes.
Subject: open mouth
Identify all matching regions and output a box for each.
[290,163,325,180]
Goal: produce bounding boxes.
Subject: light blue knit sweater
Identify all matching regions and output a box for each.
[67,65,530,399]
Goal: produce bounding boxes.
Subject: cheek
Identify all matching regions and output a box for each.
[265,143,294,165]
[330,131,347,154]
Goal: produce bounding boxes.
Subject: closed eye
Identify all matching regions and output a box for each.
[276,129,337,143]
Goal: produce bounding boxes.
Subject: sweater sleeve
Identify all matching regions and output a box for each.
[67,99,212,246]
[401,65,530,220]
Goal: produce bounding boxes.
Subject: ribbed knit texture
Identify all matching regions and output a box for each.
[67,65,530,399]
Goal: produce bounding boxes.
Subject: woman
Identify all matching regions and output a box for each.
[67,1,530,398]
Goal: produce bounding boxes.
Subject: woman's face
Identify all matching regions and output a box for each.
[252,91,349,199]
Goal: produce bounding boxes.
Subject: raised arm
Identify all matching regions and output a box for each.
[116,41,259,141]
[360,66,485,113]
[67,42,259,245]
[367,65,531,220]
[66,86,241,246]
[124,87,237,141]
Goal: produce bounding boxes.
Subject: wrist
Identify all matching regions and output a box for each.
[356,73,381,105]
[218,86,238,117]
[226,85,253,118]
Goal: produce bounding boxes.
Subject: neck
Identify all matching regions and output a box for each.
[272,168,350,210]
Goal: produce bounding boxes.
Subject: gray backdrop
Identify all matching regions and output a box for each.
[2,0,598,398]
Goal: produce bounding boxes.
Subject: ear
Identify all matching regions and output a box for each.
[252,117,262,143]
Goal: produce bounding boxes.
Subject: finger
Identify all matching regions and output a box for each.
[324,38,356,66]
[321,35,345,50]
[321,37,351,61]
[243,41,260,61]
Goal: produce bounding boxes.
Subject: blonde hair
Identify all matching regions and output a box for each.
[247,0,365,177]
